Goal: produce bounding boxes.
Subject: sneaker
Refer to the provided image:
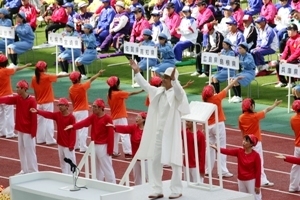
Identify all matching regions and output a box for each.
[198,73,208,78]
[285,83,296,88]
[261,182,274,187]
[175,59,182,64]
[229,96,237,102]
[274,82,286,88]
[58,71,68,75]
[112,152,121,158]
[124,154,132,160]
[81,74,87,80]
[222,172,233,178]
[231,96,242,103]
[96,47,102,52]
[190,71,199,76]
[148,193,164,199]
[169,193,182,199]
[132,82,140,88]
[6,134,17,139]
[261,64,269,71]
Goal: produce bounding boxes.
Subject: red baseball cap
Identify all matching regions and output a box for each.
[0,54,8,63]
[150,76,162,87]
[17,80,29,90]
[58,98,69,106]
[242,98,252,111]
[93,98,105,108]
[139,112,147,119]
[69,71,81,82]
[35,61,47,70]
[292,100,300,112]
[106,76,119,87]
[202,85,214,101]
[245,134,258,146]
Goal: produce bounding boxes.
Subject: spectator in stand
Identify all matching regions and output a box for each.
[0,8,13,54]
[251,16,278,74]
[173,6,197,63]
[211,6,234,38]
[63,2,75,23]
[30,98,76,174]
[260,0,277,27]
[230,0,244,31]
[128,0,145,28]
[152,0,168,21]
[274,0,292,42]
[74,1,93,33]
[92,0,117,17]
[244,0,262,16]
[130,6,151,43]
[211,134,262,200]
[182,120,205,183]
[292,86,300,101]
[44,0,68,44]
[291,0,300,10]
[75,24,97,80]
[57,22,81,74]
[7,12,34,66]
[192,23,224,78]
[65,98,116,183]
[151,9,171,44]
[229,42,255,103]
[242,15,257,51]
[225,18,245,54]
[94,0,116,51]
[41,2,56,25]
[99,1,131,52]
[165,2,181,44]
[152,33,175,76]
[19,0,38,31]
[4,0,21,24]
[274,24,300,88]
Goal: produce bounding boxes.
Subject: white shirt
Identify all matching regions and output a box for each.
[275,6,291,30]
[214,16,232,37]
[157,90,171,133]
[178,17,198,43]
[209,31,217,48]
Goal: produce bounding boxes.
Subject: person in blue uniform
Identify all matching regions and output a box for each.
[75,23,97,80]
[151,33,175,76]
[7,11,34,66]
[58,21,81,74]
[0,8,13,54]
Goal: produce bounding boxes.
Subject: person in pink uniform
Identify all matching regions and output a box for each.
[165,2,181,44]
[0,80,38,174]
[291,0,300,10]
[30,98,76,174]
[211,134,262,200]
[130,6,150,43]
[19,0,38,31]
[182,121,205,183]
[260,0,277,27]
[65,98,116,183]
[111,112,147,185]
[230,0,244,31]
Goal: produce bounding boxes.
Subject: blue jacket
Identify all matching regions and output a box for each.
[97,6,116,30]
[170,0,183,13]
[244,0,262,16]
[257,25,276,49]
[239,52,256,70]
[5,0,21,9]
[157,43,175,60]
[16,23,34,44]
[82,33,97,49]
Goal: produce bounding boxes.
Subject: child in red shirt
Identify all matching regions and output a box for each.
[30,98,76,174]
[182,121,205,183]
[211,134,262,200]
[65,98,116,183]
[0,80,38,174]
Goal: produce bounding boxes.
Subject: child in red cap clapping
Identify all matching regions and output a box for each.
[30,98,76,174]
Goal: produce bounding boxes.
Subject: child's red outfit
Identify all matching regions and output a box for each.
[182,129,205,183]
[220,148,262,200]
[115,124,146,185]
[0,95,38,173]
[285,156,300,165]
[36,110,76,174]
[72,113,116,183]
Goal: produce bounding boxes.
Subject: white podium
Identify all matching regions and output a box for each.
[10,171,133,200]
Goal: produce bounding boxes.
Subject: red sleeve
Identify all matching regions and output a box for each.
[254,152,261,188]
[115,124,136,134]
[287,48,300,62]
[73,115,93,130]
[69,115,76,150]
[0,96,17,105]
[29,5,37,28]
[130,22,137,42]
[37,110,57,121]
[220,148,239,156]
[284,156,300,165]
[255,111,265,120]
[106,115,114,155]
[217,89,227,100]
[95,5,104,14]
[30,98,38,138]
[117,91,130,99]
[198,131,206,174]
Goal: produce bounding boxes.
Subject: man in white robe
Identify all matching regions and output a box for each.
[129,60,190,199]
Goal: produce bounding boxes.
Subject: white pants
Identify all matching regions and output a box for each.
[113,118,132,154]
[95,144,116,183]
[74,110,89,151]
[289,147,300,191]
[206,122,229,174]
[17,131,38,173]
[36,102,56,144]
[252,141,269,185]
[238,179,262,200]
[183,167,203,183]
[133,160,148,185]
[0,104,15,137]
[152,132,182,194]
[58,145,76,174]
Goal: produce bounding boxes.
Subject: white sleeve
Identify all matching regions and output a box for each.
[113,15,129,32]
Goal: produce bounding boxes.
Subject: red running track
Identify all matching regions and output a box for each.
[0,102,299,200]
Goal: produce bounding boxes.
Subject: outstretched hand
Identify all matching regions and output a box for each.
[30,108,37,113]
[64,125,73,131]
[97,69,105,75]
[25,63,32,67]
[129,59,140,74]
[273,99,282,106]
[275,154,286,159]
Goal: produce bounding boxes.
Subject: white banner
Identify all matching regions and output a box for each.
[201,52,219,65]
[48,32,63,46]
[138,45,157,58]
[218,55,239,70]
[279,63,300,78]
[0,26,15,39]
[124,42,139,55]
[62,36,81,49]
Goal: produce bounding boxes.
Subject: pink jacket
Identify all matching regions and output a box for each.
[51,6,68,24]
[196,7,214,30]
[233,8,244,31]
[292,1,300,11]
[260,2,277,24]
[19,4,37,29]
[130,17,150,42]
[165,11,181,39]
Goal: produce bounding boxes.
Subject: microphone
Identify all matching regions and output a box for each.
[64,157,77,173]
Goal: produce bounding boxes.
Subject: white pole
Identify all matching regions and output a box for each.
[71,48,75,72]
[208,65,212,85]
[182,120,190,184]
[206,121,212,189]
[227,68,231,102]
[146,57,149,82]
[55,45,58,75]
[132,55,135,86]
[5,38,7,57]
[288,76,291,113]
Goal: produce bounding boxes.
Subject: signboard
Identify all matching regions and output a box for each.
[0,26,15,39]
[138,45,157,58]
[279,63,300,78]
[124,42,139,55]
[62,36,81,49]
[218,55,239,70]
[48,32,63,46]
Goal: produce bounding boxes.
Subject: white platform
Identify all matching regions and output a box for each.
[10,171,133,200]
[132,180,254,200]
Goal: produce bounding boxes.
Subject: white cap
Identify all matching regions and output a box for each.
[115,1,125,8]
[78,1,88,8]
[151,9,160,15]
[182,5,191,12]
[164,67,179,80]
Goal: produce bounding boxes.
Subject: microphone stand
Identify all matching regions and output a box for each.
[70,166,88,192]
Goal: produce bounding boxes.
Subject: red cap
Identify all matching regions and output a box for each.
[17,80,29,90]
[35,61,47,70]
[150,76,162,87]
[202,23,213,33]
[93,98,105,108]
[202,85,214,101]
[246,134,258,146]
[292,100,300,112]
[58,98,69,106]
[242,98,252,111]
[106,76,118,87]
[0,54,8,63]
[69,71,81,82]
[139,112,147,119]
